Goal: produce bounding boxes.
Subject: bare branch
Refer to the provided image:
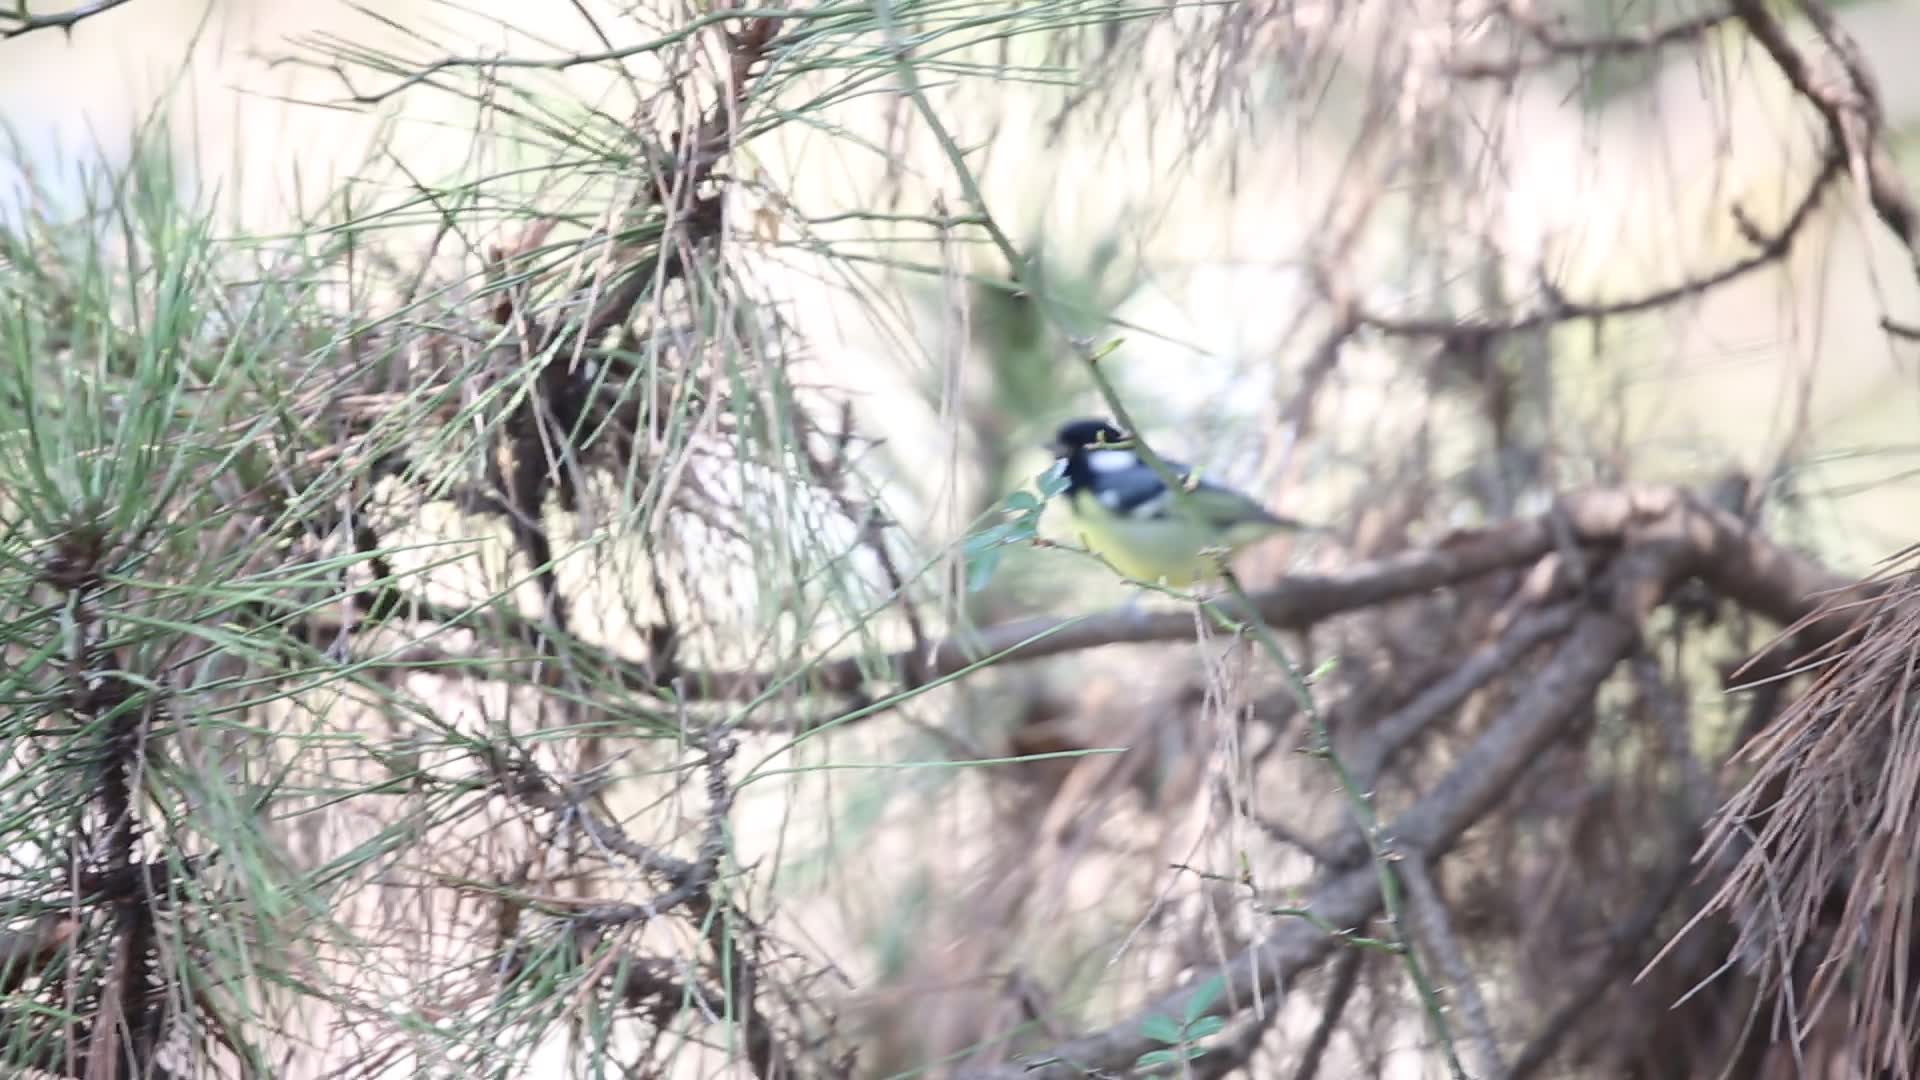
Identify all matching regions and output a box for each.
[319,488,1863,739]
[1187,998,1285,1080]
[1290,946,1365,1080]
[291,10,798,107]
[1731,0,1920,282]
[1504,841,1702,1079]
[1345,602,1581,792]
[1349,0,1920,339]
[701,487,1863,704]
[1398,858,1505,1078]
[1247,812,1345,868]
[1348,154,1844,338]
[0,0,137,39]
[495,754,700,886]
[1449,6,1734,81]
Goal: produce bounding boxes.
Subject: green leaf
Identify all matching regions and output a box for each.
[1182,974,1228,1024]
[961,522,1016,555]
[1003,490,1040,513]
[1183,1016,1225,1041]
[1036,460,1070,497]
[1138,1014,1183,1045]
[965,546,1003,593]
[1133,1048,1181,1070]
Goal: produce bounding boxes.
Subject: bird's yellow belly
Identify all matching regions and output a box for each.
[1063,495,1258,587]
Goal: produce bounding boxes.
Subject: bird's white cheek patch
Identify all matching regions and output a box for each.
[1085,449,1139,474]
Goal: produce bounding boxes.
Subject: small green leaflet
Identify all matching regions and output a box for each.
[1138,1014,1183,1046]
[961,461,1069,593]
[1132,973,1230,1071]
[1183,974,1227,1023]
[1134,1047,1201,1070]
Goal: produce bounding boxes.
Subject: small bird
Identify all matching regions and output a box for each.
[1046,417,1309,587]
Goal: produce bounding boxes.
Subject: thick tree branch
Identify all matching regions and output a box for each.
[695,487,1861,704]
[325,488,1863,733]
[1345,602,1581,791]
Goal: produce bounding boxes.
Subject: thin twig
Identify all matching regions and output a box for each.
[1249,812,1344,868]
[495,753,700,885]
[1187,993,1286,1079]
[1449,6,1734,80]
[1291,945,1365,1080]
[0,0,137,39]
[1503,843,1701,1079]
[1398,857,1507,1077]
[1346,151,1844,338]
[301,9,800,107]
[1345,602,1580,793]
[1731,0,1920,283]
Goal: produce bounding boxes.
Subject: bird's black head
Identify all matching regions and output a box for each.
[1048,418,1128,458]
[1048,418,1132,495]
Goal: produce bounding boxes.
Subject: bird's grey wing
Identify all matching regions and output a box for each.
[1095,458,1291,527]
[1187,474,1287,527]
[1091,460,1184,519]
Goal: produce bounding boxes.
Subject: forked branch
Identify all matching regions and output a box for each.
[953,492,1869,1079]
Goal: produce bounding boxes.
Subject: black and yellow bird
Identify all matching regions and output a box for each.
[1047,417,1311,587]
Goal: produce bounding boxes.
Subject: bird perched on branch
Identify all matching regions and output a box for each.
[1046,417,1313,587]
